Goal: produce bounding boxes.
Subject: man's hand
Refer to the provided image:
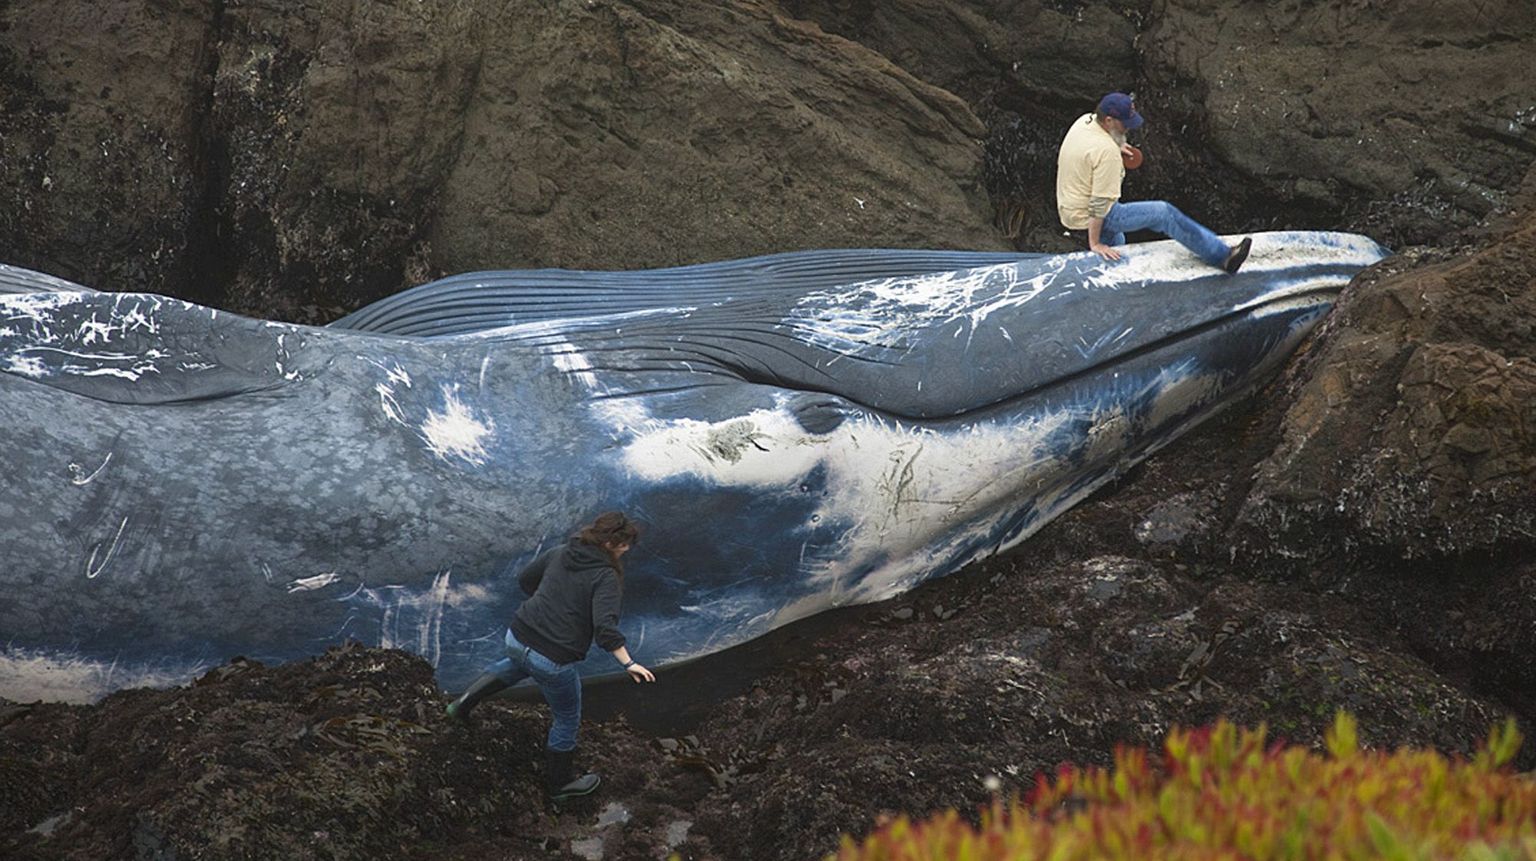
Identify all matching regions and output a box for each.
[1119,142,1136,158]
[1090,242,1122,261]
[626,663,656,683]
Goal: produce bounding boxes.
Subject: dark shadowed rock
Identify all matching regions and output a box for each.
[1135,490,1222,555]
[0,0,216,296]
[0,644,647,859]
[1139,0,1536,246]
[779,0,1144,109]
[777,1,1146,251]
[680,546,1513,861]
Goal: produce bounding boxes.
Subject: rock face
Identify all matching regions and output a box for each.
[739,1,1536,254]
[1,0,1004,321]
[0,2,217,298]
[0,646,564,859]
[1138,0,1536,246]
[5,0,1532,309]
[1241,172,1536,563]
[775,1,1147,252]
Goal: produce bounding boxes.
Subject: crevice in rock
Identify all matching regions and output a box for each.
[1356,558,1536,740]
[180,0,238,310]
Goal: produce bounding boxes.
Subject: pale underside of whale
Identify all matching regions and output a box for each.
[0,232,1387,701]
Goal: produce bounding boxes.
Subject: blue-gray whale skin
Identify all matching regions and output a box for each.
[0,232,1387,701]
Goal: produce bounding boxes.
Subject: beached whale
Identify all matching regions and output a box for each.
[0,232,1386,701]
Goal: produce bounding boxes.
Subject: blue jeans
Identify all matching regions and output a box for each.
[1102,201,1231,268]
[485,629,582,751]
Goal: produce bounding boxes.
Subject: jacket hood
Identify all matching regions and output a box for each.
[563,537,615,573]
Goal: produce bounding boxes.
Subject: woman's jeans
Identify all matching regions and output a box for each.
[1102,200,1231,267]
[485,629,582,752]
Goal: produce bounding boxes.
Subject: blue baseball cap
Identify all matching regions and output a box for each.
[1097,92,1144,130]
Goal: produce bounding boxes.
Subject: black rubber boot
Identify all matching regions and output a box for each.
[1224,236,1253,274]
[545,747,601,801]
[445,672,509,722]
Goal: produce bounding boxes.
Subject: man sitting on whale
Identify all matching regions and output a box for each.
[1057,91,1253,272]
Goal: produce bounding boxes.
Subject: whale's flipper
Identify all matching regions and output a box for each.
[328,249,1044,338]
[0,290,306,405]
[0,264,96,296]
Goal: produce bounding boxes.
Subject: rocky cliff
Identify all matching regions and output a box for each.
[2,0,1005,320]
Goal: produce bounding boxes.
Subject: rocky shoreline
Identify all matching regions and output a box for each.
[3,1,1534,859]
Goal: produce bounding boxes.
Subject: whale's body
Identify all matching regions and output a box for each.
[0,232,1386,701]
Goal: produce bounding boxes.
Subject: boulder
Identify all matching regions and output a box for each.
[1240,166,1536,562]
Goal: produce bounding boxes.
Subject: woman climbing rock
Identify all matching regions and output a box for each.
[447,511,656,800]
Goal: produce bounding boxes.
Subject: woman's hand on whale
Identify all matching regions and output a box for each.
[612,646,656,682]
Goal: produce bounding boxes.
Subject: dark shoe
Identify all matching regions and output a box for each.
[445,672,509,722]
[1223,237,1253,274]
[545,747,601,801]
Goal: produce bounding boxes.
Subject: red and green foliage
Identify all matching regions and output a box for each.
[835,714,1536,860]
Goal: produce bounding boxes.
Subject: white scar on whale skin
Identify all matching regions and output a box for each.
[420,386,495,465]
[287,571,341,593]
[614,392,1078,602]
[69,452,114,486]
[785,232,1381,359]
[787,257,1070,355]
[376,383,406,425]
[84,516,130,579]
[363,362,496,464]
[364,359,416,427]
[356,571,486,670]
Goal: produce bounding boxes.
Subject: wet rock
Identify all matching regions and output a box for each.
[1135,491,1220,555]
[1240,182,1536,564]
[781,1,1142,251]
[0,644,565,858]
[0,0,216,297]
[1,0,1005,322]
[571,835,605,860]
[1140,0,1536,246]
[1071,556,1178,610]
[665,818,693,849]
[24,812,71,837]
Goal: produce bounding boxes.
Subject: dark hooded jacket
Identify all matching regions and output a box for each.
[510,538,626,665]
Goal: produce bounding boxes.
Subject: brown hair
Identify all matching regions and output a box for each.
[575,511,640,577]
